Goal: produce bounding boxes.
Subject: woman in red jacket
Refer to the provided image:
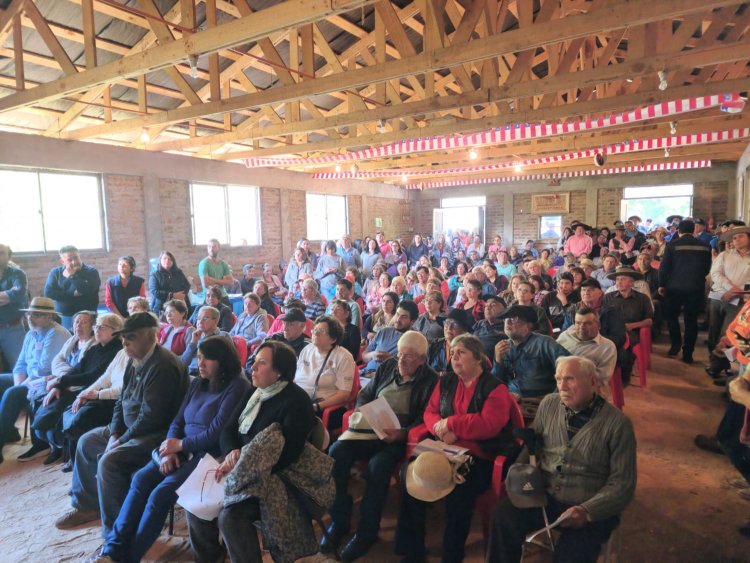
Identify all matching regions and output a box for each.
[158,299,191,356]
[395,334,513,563]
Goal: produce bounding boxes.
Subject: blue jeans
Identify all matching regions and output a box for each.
[103,456,201,563]
[0,323,25,371]
[329,438,405,541]
[70,425,163,537]
[0,374,44,448]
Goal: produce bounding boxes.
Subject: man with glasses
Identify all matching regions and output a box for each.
[493,305,569,419]
[323,331,438,561]
[0,297,69,464]
[362,301,419,376]
[56,312,188,536]
[0,244,28,372]
[180,306,230,376]
[44,245,101,331]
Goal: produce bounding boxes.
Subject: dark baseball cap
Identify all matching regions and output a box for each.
[506,463,548,508]
[499,305,537,325]
[280,309,306,323]
[580,278,602,290]
[114,311,159,334]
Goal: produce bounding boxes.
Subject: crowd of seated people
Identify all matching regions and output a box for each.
[1,212,750,560]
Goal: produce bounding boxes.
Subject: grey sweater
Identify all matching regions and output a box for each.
[532,393,637,521]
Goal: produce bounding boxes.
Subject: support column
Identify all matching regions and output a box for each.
[503,192,514,246]
[279,188,292,258]
[585,186,598,227]
[361,195,369,236]
[142,173,163,261]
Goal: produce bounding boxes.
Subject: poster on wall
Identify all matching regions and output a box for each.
[531,193,570,214]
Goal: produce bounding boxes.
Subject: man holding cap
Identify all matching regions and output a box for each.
[493,305,569,403]
[487,356,636,563]
[323,331,438,561]
[56,312,188,535]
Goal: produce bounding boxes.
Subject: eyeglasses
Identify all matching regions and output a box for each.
[94,324,115,331]
[26,312,48,318]
[312,327,329,335]
[397,352,420,362]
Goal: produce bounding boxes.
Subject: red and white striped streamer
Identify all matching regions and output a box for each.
[310,128,748,180]
[242,94,729,169]
[402,161,712,190]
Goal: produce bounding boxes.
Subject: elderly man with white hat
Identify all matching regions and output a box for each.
[486,356,636,563]
[323,330,438,561]
[0,296,70,464]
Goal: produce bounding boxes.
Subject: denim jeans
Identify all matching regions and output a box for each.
[328,438,405,541]
[32,390,76,449]
[70,425,163,537]
[0,374,44,448]
[103,456,201,563]
[0,323,25,371]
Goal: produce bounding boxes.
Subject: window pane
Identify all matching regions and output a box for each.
[192,183,227,245]
[325,195,347,240]
[622,196,692,227]
[39,173,103,251]
[624,184,692,198]
[227,185,261,246]
[0,170,44,252]
[540,216,562,239]
[306,194,328,240]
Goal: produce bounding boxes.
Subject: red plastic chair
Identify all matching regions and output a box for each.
[632,329,648,388]
[441,280,450,301]
[230,313,238,328]
[273,302,282,317]
[417,302,426,315]
[322,366,361,440]
[231,335,248,366]
[547,266,559,277]
[609,368,625,410]
[640,326,653,367]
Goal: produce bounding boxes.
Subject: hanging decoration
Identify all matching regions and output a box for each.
[242,94,733,169]
[403,161,712,190]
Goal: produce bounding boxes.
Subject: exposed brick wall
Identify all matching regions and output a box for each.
[597,187,624,228]
[485,195,504,241]
[511,190,586,249]
[366,196,414,241]
[348,195,363,238]
[693,181,729,223]
[287,190,308,252]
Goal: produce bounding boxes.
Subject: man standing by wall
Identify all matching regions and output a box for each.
[44,246,100,331]
[198,239,233,300]
[658,219,712,364]
[0,244,27,370]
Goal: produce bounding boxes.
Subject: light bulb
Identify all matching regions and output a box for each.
[335,164,341,173]
[669,122,677,135]
[188,54,199,79]
[658,70,668,91]
[664,147,670,158]
[350,163,359,174]
[401,174,408,183]
[139,128,150,143]
[514,164,523,173]
[469,149,478,160]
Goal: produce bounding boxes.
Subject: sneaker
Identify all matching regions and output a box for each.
[55,508,99,530]
[667,346,680,357]
[43,447,63,465]
[61,460,74,473]
[83,546,116,563]
[694,434,723,454]
[17,444,50,462]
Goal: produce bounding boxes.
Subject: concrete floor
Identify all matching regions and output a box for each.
[0,335,748,562]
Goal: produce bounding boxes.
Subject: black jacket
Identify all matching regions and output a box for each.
[149,267,192,314]
[658,234,712,292]
[357,357,438,431]
[56,337,122,389]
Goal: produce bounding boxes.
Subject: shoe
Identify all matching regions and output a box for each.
[61,460,74,473]
[667,346,680,357]
[727,477,749,490]
[83,547,116,563]
[694,434,723,454]
[340,534,377,562]
[5,428,22,443]
[739,488,750,502]
[682,354,694,364]
[17,444,50,462]
[319,522,348,554]
[43,447,63,465]
[55,508,99,530]
[705,366,723,379]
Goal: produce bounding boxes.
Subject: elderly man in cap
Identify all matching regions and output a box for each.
[45,245,101,331]
[557,308,617,386]
[0,243,28,371]
[707,225,750,363]
[658,219,712,364]
[564,223,593,258]
[603,266,654,383]
[323,331,438,561]
[55,312,188,535]
[493,305,570,409]
[486,356,637,563]
[693,217,714,245]
[0,297,69,464]
[474,295,509,359]
[245,308,310,372]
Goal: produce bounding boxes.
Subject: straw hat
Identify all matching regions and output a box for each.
[19,297,56,314]
[606,266,644,281]
[405,451,458,502]
[720,226,750,242]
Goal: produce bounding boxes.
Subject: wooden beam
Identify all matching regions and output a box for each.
[81,0,97,69]
[0,0,26,47]
[25,1,77,76]
[12,13,23,91]
[180,0,196,33]
[0,0,378,113]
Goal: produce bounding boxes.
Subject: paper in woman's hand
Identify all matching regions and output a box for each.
[176,454,224,521]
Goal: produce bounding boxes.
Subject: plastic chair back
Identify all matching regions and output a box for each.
[231,335,248,366]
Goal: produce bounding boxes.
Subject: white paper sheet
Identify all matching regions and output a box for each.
[359,397,401,440]
[413,438,469,457]
[175,454,224,521]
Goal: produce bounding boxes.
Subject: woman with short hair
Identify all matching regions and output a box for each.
[314,240,346,298]
[230,293,270,347]
[158,299,191,356]
[189,285,234,332]
[149,251,191,315]
[365,291,399,340]
[285,248,313,291]
[105,256,146,318]
[300,278,326,320]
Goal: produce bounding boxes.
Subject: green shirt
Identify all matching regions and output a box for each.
[198,257,232,296]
